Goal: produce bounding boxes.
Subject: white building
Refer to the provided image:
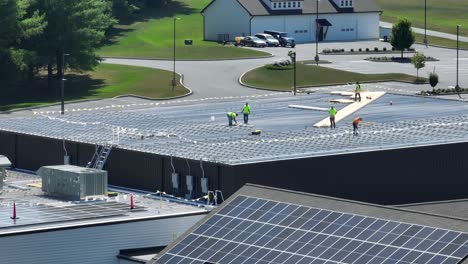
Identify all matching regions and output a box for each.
[201,0,381,43]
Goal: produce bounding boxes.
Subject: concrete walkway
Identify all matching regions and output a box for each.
[380,21,468,43]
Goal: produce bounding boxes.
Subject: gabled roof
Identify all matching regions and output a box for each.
[203,0,382,16]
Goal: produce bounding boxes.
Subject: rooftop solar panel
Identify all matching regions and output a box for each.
[155,195,468,264]
[2,94,468,165]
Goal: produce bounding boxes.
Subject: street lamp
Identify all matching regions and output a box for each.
[424,0,428,46]
[61,53,69,115]
[288,51,297,96]
[172,17,181,91]
[315,0,320,65]
[456,25,461,98]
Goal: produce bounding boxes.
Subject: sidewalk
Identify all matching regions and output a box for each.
[380,22,468,43]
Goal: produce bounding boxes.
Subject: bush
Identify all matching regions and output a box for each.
[322,48,331,53]
[392,47,396,51]
[350,48,354,52]
[429,71,439,89]
[358,48,362,52]
[374,47,379,52]
[341,49,345,52]
[383,47,387,51]
[366,48,370,52]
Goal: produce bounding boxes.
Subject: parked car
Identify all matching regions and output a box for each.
[240,36,267,48]
[254,33,280,47]
[263,30,295,48]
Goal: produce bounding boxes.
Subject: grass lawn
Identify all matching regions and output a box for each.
[414,33,468,49]
[99,0,269,59]
[0,64,189,111]
[242,63,426,91]
[376,0,468,37]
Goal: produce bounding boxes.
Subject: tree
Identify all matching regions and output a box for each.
[107,0,140,20]
[411,52,426,81]
[0,0,45,80]
[390,19,415,58]
[28,0,116,87]
[429,70,439,93]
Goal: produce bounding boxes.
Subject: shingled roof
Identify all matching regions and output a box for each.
[203,0,381,16]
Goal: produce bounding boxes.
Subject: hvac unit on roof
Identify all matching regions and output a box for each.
[38,165,107,200]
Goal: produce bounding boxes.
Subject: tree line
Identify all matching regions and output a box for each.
[0,0,167,88]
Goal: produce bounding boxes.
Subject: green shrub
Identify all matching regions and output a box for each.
[383,47,387,51]
[374,47,379,52]
[265,64,293,70]
[366,48,370,52]
[358,48,362,52]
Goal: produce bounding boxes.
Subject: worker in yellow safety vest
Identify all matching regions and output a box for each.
[241,102,251,124]
[329,106,337,129]
[227,112,238,126]
[355,81,362,102]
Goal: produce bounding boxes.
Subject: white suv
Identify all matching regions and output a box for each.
[255,33,280,47]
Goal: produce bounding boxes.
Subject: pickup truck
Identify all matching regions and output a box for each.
[264,30,296,48]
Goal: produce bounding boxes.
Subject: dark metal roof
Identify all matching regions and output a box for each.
[397,200,468,221]
[316,18,332,26]
[150,184,468,263]
[235,0,381,16]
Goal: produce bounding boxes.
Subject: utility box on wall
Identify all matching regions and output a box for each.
[38,165,107,200]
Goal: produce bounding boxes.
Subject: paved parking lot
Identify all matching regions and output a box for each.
[4,39,468,118]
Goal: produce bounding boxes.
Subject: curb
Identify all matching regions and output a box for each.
[2,73,192,114]
[238,69,292,93]
[102,52,274,62]
[320,51,415,56]
[113,73,193,101]
[239,68,427,92]
[415,42,468,51]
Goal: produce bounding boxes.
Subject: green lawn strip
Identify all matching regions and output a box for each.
[0,64,189,111]
[99,0,269,59]
[376,0,468,37]
[414,33,468,49]
[242,64,426,91]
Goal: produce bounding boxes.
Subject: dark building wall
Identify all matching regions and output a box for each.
[1,132,467,205]
[229,142,468,205]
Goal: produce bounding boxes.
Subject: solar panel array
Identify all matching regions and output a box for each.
[0,200,141,229]
[156,196,468,264]
[2,95,468,164]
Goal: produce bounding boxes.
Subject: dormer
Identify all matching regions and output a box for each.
[263,0,304,11]
[333,0,354,8]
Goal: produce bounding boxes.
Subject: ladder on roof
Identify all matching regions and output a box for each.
[87,144,113,170]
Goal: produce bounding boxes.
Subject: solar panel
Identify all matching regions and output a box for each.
[156,195,468,264]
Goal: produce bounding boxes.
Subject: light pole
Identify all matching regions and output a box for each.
[424,0,428,46]
[315,0,320,65]
[172,17,180,91]
[60,53,69,115]
[456,25,461,98]
[288,51,297,96]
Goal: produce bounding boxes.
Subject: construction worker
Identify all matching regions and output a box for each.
[241,102,251,124]
[353,117,362,135]
[227,112,238,126]
[329,106,337,129]
[355,81,362,102]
